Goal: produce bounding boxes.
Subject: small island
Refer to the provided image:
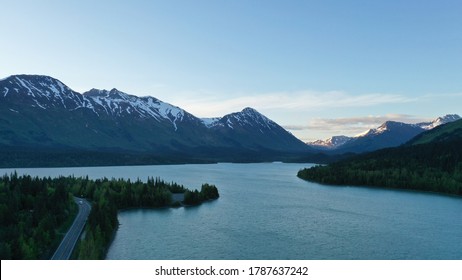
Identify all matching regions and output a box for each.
[0,173,219,260]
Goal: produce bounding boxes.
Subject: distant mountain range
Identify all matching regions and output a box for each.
[408,117,462,145]
[0,74,312,166]
[1,74,460,167]
[299,119,462,196]
[307,114,461,153]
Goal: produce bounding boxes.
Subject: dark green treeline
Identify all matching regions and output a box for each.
[0,174,219,260]
[298,140,462,196]
[0,173,75,259]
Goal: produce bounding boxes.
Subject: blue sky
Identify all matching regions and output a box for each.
[1,0,461,141]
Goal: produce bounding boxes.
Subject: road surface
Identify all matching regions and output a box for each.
[51,197,91,260]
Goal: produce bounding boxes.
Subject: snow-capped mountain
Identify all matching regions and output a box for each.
[1,74,90,110]
[82,88,193,131]
[417,114,461,130]
[0,74,310,164]
[202,108,279,131]
[1,75,196,132]
[355,115,462,139]
[309,115,461,154]
[336,121,426,153]
[307,136,353,149]
[210,107,278,130]
[201,117,221,128]
[356,121,423,138]
[205,107,308,152]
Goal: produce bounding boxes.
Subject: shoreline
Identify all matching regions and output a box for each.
[101,196,218,260]
[297,173,462,199]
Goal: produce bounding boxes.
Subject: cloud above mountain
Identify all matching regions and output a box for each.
[169,90,413,118]
[284,114,432,139]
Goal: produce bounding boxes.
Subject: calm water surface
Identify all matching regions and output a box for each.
[4,163,462,259]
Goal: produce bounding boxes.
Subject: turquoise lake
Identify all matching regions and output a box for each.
[4,163,462,259]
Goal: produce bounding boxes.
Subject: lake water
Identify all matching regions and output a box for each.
[3,163,462,259]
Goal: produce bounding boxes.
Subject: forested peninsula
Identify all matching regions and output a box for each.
[0,174,219,259]
[298,139,462,196]
[298,119,462,196]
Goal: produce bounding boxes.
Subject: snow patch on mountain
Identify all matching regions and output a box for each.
[307,135,352,149]
[352,116,461,139]
[309,115,461,151]
[201,107,278,131]
[358,121,413,137]
[0,75,189,131]
[354,129,372,137]
[0,74,312,154]
[83,89,187,130]
[225,107,277,130]
[15,77,32,93]
[418,114,461,130]
[201,117,220,128]
[2,75,87,110]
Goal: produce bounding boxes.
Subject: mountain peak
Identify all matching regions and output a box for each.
[1,74,82,110]
[1,74,311,159]
[418,114,461,130]
[5,74,67,88]
[309,113,461,154]
[83,87,185,128]
[109,88,121,94]
[7,74,57,81]
[410,118,462,145]
[437,114,460,123]
[357,121,415,137]
[378,120,406,129]
[83,88,108,97]
[238,107,269,121]
[83,88,130,99]
[241,107,259,114]
[6,75,70,90]
[107,88,130,99]
[307,135,352,149]
[211,107,278,131]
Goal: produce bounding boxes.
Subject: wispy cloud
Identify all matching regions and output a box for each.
[284,114,431,139]
[151,87,460,142]
[168,90,414,117]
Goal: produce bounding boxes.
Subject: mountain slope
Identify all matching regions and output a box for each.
[298,121,462,195]
[409,119,462,145]
[308,114,461,154]
[206,107,309,152]
[306,136,353,150]
[0,74,311,166]
[333,121,425,153]
[0,75,208,152]
[417,114,461,130]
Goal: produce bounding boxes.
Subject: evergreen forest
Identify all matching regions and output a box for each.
[0,174,219,259]
[298,139,462,196]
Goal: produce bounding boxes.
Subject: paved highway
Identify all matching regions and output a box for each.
[51,197,91,260]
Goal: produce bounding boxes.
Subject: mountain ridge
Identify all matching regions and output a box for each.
[299,119,462,196]
[0,74,312,166]
[307,114,461,153]
[408,118,462,145]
